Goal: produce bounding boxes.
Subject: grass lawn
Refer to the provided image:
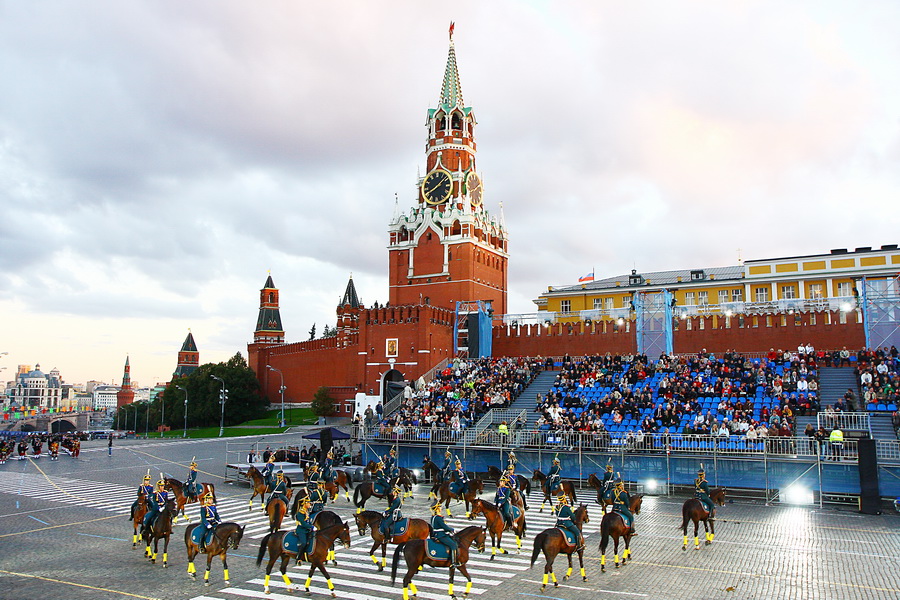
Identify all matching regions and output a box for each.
[153,408,317,439]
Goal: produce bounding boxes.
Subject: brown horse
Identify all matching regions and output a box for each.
[353,475,411,512]
[164,477,217,524]
[598,494,644,571]
[289,494,344,566]
[303,466,354,501]
[142,498,176,567]
[434,477,484,518]
[256,523,352,596]
[471,496,527,558]
[682,487,727,550]
[390,525,486,600]
[246,466,292,510]
[486,465,531,510]
[184,522,245,586]
[131,495,148,548]
[532,470,577,513]
[365,461,417,498]
[353,510,431,570]
[422,457,443,487]
[266,490,294,533]
[529,504,590,590]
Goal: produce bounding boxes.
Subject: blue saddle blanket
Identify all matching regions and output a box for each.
[510,505,523,522]
[282,532,316,556]
[450,481,468,496]
[426,538,452,561]
[557,527,579,546]
[389,518,410,537]
[373,481,389,495]
[190,526,215,547]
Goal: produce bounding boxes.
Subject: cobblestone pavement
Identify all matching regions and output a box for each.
[1,437,899,600]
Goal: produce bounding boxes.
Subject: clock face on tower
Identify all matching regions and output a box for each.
[466,171,483,206]
[421,168,453,205]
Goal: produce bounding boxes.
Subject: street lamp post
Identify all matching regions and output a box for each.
[144,403,149,437]
[267,365,286,427]
[211,375,227,437]
[160,395,166,438]
[177,384,188,438]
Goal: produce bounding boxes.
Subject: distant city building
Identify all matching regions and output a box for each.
[92,385,120,411]
[173,331,199,378]
[6,364,63,410]
[85,380,105,394]
[134,388,152,403]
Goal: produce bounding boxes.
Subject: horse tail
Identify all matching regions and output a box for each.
[346,472,354,490]
[256,533,272,567]
[569,483,577,502]
[599,518,610,553]
[390,542,407,584]
[354,483,363,507]
[680,503,690,532]
[523,478,531,496]
[530,532,547,566]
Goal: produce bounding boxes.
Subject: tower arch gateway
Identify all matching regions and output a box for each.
[387,24,508,314]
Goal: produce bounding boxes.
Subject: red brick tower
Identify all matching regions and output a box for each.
[388,24,508,315]
[336,275,363,347]
[116,355,135,408]
[173,331,199,378]
[254,274,285,345]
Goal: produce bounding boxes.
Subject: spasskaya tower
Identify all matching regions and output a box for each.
[387,23,508,315]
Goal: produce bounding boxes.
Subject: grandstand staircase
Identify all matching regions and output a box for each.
[870,413,899,440]
[817,367,859,410]
[508,370,557,431]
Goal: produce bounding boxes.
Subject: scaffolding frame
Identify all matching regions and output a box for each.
[862,275,900,350]
[635,290,673,358]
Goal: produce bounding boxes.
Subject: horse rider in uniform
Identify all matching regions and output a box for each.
[384,448,400,480]
[547,453,562,494]
[265,470,289,512]
[380,485,404,538]
[611,475,636,535]
[430,502,460,567]
[142,475,169,535]
[601,463,615,500]
[321,449,335,484]
[293,496,316,559]
[184,457,202,501]
[695,465,715,520]
[307,462,322,486]
[450,457,469,496]
[198,491,221,552]
[373,460,390,496]
[554,494,583,550]
[494,474,514,529]
[440,449,453,484]
[308,477,327,522]
[131,470,154,520]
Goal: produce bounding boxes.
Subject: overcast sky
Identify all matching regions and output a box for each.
[1,1,898,387]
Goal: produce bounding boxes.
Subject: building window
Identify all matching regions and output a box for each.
[560,300,571,314]
[732,289,743,302]
[684,292,696,306]
[699,291,709,306]
[755,287,770,302]
[605,297,614,311]
[837,281,852,297]
[781,285,796,299]
[593,298,603,310]
[718,290,729,305]
[809,284,823,299]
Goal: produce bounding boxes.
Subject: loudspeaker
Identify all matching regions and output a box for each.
[857,438,881,515]
[320,427,333,458]
[467,313,480,356]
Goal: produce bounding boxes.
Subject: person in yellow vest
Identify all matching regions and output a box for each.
[829,426,844,461]
[497,421,509,437]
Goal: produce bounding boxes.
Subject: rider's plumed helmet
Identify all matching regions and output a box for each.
[431,502,442,514]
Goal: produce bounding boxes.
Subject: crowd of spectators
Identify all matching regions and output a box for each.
[534,348,825,441]
[355,356,544,435]
[855,346,900,409]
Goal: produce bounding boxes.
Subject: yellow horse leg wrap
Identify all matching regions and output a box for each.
[566,567,573,577]
[265,574,270,587]
[163,552,167,563]
[371,554,378,564]
[152,552,158,560]
[492,546,496,555]
[625,548,631,559]
[601,555,606,566]
[357,507,361,514]
[540,502,546,511]
[683,535,688,546]
[694,536,699,547]
[614,554,619,564]
[551,572,558,583]
[204,570,210,582]
[327,579,334,590]
[223,568,229,581]
[404,588,409,600]
[132,534,137,544]
[382,556,387,567]
[410,582,418,595]
[516,535,522,548]
[305,577,312,588]
[446,510,452,517]
[580,567,586,578]
[710,533,715,541]
[282,573,291,586]
[188,563,195,574]
[542,574,549,586]
[448,583,454,596]
[465,581,472,594]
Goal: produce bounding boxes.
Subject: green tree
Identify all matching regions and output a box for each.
[311,386,337,418]
[308,323,316,340]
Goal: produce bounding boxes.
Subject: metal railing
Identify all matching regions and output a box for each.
[461,408,526,444]
[350,425,892,463]
[817,411,871,433]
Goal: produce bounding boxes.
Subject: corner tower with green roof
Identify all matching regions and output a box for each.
[254,274,285,345]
